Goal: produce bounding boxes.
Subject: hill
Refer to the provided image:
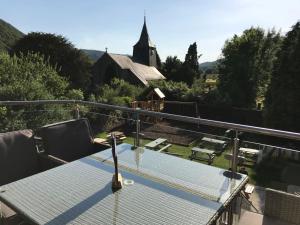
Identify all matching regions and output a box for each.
[81,49,105,62]
[0,19,24,52]
[199,60,218,72]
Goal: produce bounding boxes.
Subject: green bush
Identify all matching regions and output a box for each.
[95,78,143,106]
[0,52,74,131]
[148,80,190,101]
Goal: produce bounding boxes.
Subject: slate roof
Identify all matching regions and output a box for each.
[107,53,165,86]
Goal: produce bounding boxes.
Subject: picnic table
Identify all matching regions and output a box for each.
[202,137,226,145]
[239,147,260,156]
[190,147,215,164]
[145,138,167,149]
[224,153,247,166]
[0,143,248,225]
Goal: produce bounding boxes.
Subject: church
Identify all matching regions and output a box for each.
[93,17,166,86]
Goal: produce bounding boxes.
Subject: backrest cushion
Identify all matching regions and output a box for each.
[265,188,300,224]
[39,118,94,162]
[0,130,40,186]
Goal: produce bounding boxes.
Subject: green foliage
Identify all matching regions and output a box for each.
[176,63,199,85]
[218,27,281,108]
[264,22,300,132]
[156,52,162,70]
[12,32,93,92]
[0,19,23,52]
[189,77,206,98]
[149,80,190,101]
[96,78,143,106]
[65,89,84,100]
[162,42,201,85]
[0,52,73,131]
[162,56,182,80]
[184,42,201,73]
[0,52,68,100]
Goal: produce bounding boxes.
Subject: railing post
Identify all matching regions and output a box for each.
[135,109,140,147]
[231,130,239,173]
[75,104,80,119]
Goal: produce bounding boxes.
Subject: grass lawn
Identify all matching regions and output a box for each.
[96,131,289,187]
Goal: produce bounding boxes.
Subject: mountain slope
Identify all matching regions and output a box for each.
[0,19,24,52]
[199,60,218,71]
[81,49,105,62]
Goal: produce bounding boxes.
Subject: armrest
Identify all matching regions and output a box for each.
[33,135,45,153]
[38,153,67,170]
[91,142,110,154]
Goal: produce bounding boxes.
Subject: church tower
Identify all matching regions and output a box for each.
[133,16,157,68]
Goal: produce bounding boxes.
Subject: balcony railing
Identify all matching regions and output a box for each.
[1,100,300,172]
[1,100,300,225]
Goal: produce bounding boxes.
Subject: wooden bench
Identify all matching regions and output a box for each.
[145,138,167,149]
[107,132,127,143]
[190,147,216,164]
[93,138,110,146]
[158,144,172,152]
[224,153,247,165]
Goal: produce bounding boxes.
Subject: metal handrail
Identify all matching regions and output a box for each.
[1,99,300,141]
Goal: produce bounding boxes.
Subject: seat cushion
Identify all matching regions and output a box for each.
[1,202,16,218]
[39,119,94,162]
[0,202,25,225]
[0,130,40,186]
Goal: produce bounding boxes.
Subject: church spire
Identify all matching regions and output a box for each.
[133,15,157,67]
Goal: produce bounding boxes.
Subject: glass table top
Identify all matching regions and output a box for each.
[92,143,248,203]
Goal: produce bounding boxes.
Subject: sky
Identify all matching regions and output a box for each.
[1,0,299,63]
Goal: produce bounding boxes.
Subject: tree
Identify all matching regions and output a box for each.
[148,80,190,101]
[264,22,300,132]
[0,52,71,131]
[0,52,68,101]
[177,42,201,85]
[184,42,200,73]
[12,32,92,92]
[156,52,162,70]
[162,56,182,80]
[218,27,281,108]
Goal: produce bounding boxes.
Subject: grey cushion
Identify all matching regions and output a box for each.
[39,119,95,162]
[0,130,40,186]
[0,202,16,218]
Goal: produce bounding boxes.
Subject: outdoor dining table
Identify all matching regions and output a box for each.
[144,138,167,149]
[0,143,248,225]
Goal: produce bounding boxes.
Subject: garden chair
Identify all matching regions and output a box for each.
[0,129,63,224]
[37,118,106,162]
